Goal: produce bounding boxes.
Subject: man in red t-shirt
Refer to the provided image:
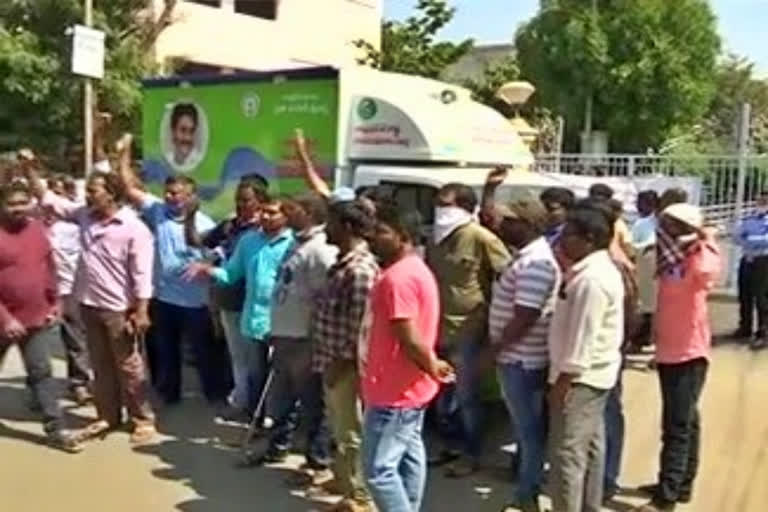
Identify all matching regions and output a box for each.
[362,203,454,512]
[0,180,81,453]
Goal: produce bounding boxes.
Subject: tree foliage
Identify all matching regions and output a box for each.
[354,0,473,79]
[0,0,175,164]
[516,0,721,152]
[660,56,768,155]
[707,56,768,154]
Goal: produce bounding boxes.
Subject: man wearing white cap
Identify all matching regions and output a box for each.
[635,203,721,512]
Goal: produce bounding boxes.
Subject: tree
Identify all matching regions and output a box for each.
[0,0,176,166]
[707,55,768,154]
[354,0,473,79]
[660,56,768,155]
[462,56,520,113]
[515,0,721,153]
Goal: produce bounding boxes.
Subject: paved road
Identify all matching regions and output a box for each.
[1,299,766,512]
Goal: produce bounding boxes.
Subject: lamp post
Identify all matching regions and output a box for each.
[83,0,93,176]
[496,81,539,149]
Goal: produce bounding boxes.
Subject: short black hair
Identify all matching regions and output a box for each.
[637,190,659,206]
[171,103,199,130]
[356,185,393,209]
[439,183,478,213]
[328,200,375,239]
[165,175,197,193]
[503,198,550,235]
[539,187,575,209]
[589,183,615,201]
[376,202,423,244]
[240,173,269,191]
[88,172,125,203]
[0,180,32,203]
[575,198,618,225]
[566,205,614,250]
[237,179,269,203]
[47,173,65,189]
[293,191,329,225]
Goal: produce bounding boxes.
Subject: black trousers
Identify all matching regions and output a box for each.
[738,256,768,336]
[146,300,229,404]
[655,358,708,505]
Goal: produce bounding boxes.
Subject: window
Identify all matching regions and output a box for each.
[380,182,438,225]
[186,0,220,7]
[234,0,277,19]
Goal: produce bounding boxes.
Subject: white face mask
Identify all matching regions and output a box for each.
[433,206,473,244]
[677,232,699,244]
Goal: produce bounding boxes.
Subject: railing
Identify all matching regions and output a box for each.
[534,153,768,291]
[534,153,768,225]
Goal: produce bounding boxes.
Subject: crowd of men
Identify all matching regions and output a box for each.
[0,130,723,512]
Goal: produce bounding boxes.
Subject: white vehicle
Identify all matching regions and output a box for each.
[334,69,701,222]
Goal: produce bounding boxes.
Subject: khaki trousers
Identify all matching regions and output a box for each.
[81,306,155,428]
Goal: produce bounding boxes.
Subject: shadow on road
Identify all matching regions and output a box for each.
[132,399,326,512]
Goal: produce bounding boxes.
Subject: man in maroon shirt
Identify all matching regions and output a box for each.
[0,180,81,453]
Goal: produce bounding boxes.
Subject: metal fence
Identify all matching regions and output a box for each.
[534,153,768,227]
[534,153,768,291]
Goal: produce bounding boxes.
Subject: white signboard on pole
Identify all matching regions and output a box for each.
[71,25,105,79]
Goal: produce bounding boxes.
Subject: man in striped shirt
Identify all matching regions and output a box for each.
[488,199,561,512]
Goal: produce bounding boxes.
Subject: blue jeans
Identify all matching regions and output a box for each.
[434,339,486,458]
[604,373,625,495]
[220,310,270,412]
[363,407,428,512]
[497,363,548,501]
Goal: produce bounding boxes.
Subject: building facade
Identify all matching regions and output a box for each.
[151,0,382,72]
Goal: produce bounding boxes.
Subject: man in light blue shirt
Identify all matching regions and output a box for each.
[185,197,294,416]
[631,190,659,348]
[119,169,226,406]
[735,195,768,348]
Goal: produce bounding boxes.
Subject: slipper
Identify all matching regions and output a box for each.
[74,420,111,443]
[130,425,157,445]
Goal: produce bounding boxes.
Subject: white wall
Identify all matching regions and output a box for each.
[152,0,382,71]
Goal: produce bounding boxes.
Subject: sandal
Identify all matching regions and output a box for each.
[74,420,111,443]
[130,424,157,445]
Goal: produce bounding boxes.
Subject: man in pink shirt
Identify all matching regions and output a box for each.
[636,203,720,512]
[36,170,157,445]
[362,204,454,512]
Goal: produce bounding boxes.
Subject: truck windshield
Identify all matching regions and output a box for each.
[378,181,549,226]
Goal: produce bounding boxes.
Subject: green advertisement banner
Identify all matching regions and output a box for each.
[141,68,339,218]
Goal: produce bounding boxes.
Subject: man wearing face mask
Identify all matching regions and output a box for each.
[116,134,224,406]
[426,183,510,478]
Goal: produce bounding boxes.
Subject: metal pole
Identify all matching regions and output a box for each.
[727,103,751,291]
[582,0,598,154]
[83,0,93,177]
[555,115,564,173]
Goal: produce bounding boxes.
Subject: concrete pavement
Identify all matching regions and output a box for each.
[1,299,767,512]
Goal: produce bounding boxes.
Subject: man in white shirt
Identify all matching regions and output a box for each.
[547,204,625,512]
[45,177,91,404]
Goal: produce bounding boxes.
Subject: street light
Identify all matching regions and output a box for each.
[496,81,539,149]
